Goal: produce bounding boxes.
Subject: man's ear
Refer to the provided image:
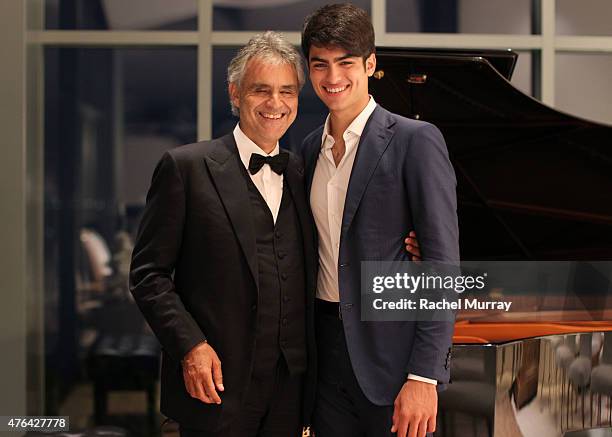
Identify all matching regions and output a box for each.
[229,82,240,111]
[365,53,376,77]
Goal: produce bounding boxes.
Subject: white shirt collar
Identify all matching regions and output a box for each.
[321,96,377,149]
[233,123,279,170]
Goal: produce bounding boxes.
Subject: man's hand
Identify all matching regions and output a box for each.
[404,231,421,261]
[182,341,224,404]
[391,379,437,437]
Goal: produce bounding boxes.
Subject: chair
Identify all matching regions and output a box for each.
[568,333,593,428]
[555,335,577,430]
[87,333,160,430]
[591,332,612,427]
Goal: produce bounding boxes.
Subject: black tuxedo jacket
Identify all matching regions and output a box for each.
[129,133,317,430]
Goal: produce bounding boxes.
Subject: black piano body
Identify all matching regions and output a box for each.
[369,48,612,437]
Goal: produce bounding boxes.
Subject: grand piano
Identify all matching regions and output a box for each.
[369,48,612,437]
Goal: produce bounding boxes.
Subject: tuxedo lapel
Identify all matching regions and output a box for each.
[204,134,259,291]
[284,153,306,232]
[303,128,323,200]
[284,153,315,255]
[341,106,396,236]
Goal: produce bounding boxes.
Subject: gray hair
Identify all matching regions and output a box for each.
[227,31,305,116]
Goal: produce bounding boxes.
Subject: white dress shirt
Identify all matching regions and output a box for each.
[233,124,283,223]
[310,96,377,303]
[309,98,437,386]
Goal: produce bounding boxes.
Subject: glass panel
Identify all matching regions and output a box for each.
[556,53,612,125]
[43,47,196,434]
[511,51,534,97]
[213,0,370,31]
[387,0,533,34]
[45,0,197,30]
[212,47,327,152]
[557,0,612,36]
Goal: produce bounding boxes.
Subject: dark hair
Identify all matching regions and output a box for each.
[301,3,375,63]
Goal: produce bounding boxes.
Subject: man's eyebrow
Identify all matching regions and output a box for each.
[309,56,328,64]
[248,83,271,89]
[281,84,298,90]
[310,54,357,63]
[335,54,357,62]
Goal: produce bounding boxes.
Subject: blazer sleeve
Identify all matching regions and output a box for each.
[403,123,459,263]
[402,122,459,384]
[129,151,206,362]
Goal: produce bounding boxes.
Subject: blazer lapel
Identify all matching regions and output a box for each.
[341,106,396,236]
[204,134,259,291]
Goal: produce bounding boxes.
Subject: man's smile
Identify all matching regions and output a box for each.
[323,84,349,95]
[258,112,286,120]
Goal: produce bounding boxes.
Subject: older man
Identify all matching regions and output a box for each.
[129,31,317,437]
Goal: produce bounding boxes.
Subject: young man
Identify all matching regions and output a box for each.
[301,4,460,437]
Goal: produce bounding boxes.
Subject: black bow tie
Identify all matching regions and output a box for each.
[248,152,289,175]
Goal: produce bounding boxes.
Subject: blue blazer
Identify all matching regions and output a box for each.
[301,105,460,406]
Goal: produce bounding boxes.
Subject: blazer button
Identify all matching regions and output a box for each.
[278,251,286,259]
[283,295,290,302]
[282,318,288,326]
[275,231,282,239]
[281,273,288,281]
[251,304,257,312]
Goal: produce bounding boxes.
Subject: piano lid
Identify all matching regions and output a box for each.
[373,47,519,80]
[369,48,612,260]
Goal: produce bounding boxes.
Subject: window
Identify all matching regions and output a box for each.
[45,0,198,30]
[556,53,612,125]
[43,47,196,434]
[213,0,370,31]
[557,0,612,36]
[386,0,533,34]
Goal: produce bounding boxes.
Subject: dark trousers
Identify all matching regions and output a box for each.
[180,358,303,437]
[313,304,432,437]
